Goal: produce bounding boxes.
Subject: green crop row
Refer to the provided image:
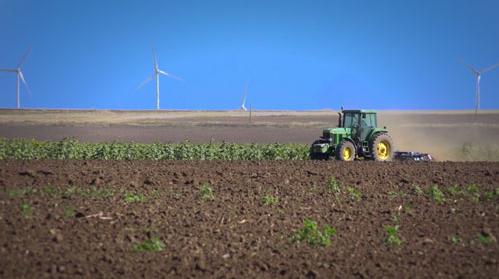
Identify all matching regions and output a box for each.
[0,138,309,160]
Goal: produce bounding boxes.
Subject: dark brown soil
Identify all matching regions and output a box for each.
[0,160,498,278]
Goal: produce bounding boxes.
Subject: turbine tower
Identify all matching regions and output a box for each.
[0,49,32,109]
[240,82,248,111]
[462,61,499,116]
[138,49,182,110]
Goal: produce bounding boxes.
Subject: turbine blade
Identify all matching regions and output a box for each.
[158,70,183,81]
[0,69,17,72]
[481,63,499,73]
[241,83,248,105]
[459,60,479,74]
[19,71,32,96]
[17,48,32,68]
[152,48,158,70]
[137,73,154,90]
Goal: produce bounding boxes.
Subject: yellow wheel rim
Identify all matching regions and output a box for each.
[342,146,352,160]
[377,141,390,160]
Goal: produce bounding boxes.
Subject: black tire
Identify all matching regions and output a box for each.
[335,140,356,161]
[310,152,319,160]
[370,133,394,161]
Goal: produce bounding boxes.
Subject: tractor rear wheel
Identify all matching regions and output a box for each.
[335,140,355,161]
[370,133,394,161]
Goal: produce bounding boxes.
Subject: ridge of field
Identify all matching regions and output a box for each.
[0,160,497,278]
[1,109,498,161]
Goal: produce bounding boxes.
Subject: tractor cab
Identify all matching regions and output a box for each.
[311,109,394,161]
[340,110,377,142]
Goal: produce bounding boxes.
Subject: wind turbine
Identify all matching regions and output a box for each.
[0,49,32,109]
[138,49,182,110]
[240,82,248,111]
[462,61,499,116]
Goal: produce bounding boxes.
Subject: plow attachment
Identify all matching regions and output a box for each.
[394,151,433,161]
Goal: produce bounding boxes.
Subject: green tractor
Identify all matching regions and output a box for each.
[310,109,394,161]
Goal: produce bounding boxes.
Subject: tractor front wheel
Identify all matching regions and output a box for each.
[310,152,329,160]
[370,133,394,161]
[335,140,356,161]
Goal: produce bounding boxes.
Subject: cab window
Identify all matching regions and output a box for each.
[344,113,359,128]
[369,113,377,127]
[361,113,376,128]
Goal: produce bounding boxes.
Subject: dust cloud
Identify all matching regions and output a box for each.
[378,111,499,161]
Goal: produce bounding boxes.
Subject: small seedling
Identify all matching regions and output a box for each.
[63,206,76,219]
[150,189,161,199]
[291,218,336,247]
[261,194,279,206]
[384,225,402,246]
[451,235,461,245]
[133,237,165,252]
[327,177,341,194]
[387,191,398,200]
[200,183,215,200]
[20,202,32,216]
[484,188,499,201]
[428,185,445,203]
[347,186,362,201]
[465,184,480,202]
[310,182,318,192]
[123,192,145,203]
[80,187,114,199]
[403,203,414,214]
[478,233,495,245]
[413,185,424,195]
[447,185,463,196]
[391,213,401,224]
[42,185,58,196]
[7,187,32,198]
[62,186,79,198]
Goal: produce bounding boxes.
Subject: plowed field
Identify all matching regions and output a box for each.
[1,160,498,278]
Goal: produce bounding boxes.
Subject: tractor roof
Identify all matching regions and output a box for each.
[342,109,377,114]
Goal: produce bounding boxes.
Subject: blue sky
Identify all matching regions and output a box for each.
[0,0,498,110]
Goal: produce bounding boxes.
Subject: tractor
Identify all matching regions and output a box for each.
[310,109,394,161]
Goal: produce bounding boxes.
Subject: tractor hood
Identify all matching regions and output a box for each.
[323,127,349,138]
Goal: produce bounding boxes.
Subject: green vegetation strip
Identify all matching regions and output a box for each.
[0,138,309,160]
